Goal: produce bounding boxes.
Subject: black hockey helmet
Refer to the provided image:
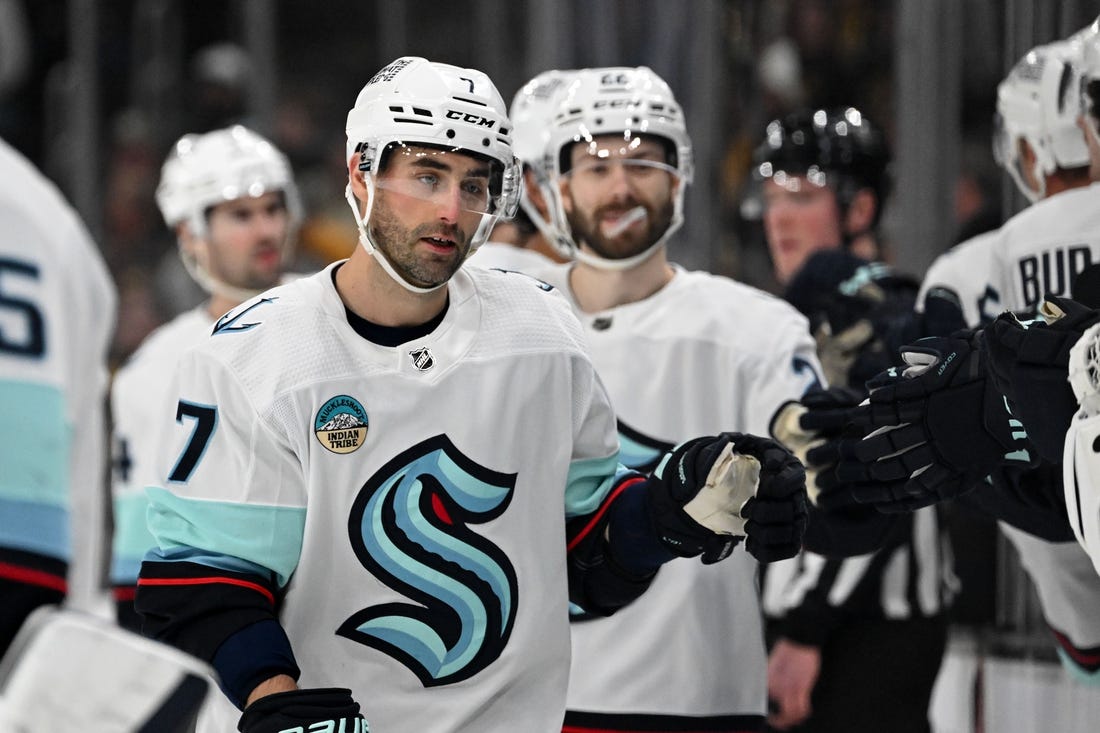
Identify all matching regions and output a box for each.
[750,107,892,229]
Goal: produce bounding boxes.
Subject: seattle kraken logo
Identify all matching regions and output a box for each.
[340,435,519,687]
[617,420,674,473]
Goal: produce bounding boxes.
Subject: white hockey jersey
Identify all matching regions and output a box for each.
[534,263,822,725]
[110,307,213,586]
[0,138,116,612]
[920,183,1100,319]
[144,263,627,733]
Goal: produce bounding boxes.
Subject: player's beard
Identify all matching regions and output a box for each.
[566,197,674,262]
[369,202,471,289]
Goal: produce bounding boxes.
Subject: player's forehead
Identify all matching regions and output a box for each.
[568,133,666,163]
[387,143,493,177]
[208,190,286,214]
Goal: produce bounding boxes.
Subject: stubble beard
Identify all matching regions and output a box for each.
[566,198,674,261]
[369,205,470,289]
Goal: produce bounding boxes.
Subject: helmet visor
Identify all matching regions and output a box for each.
[372,143,520,218]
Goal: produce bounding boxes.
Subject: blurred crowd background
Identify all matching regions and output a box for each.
[1,0,1097,684]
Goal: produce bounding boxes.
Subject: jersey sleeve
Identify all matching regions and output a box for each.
[744,321,825,436]
[135,347,306,707]
[109,360,166,621]
[560,353,664,615]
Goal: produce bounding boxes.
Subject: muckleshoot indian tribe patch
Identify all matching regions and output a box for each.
[315,395,369,454]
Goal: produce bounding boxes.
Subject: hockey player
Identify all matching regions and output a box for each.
[868,37,1100,680]
[524,66,820,733]
[133,57,809,733]
[0,137,117,656]
[751,109,955,733]
[469,69,573,272]
[110,125,302,631]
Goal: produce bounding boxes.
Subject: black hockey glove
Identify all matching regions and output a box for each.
[838,330,1036,512]
[238,688,368,733]
[769,386,865,508]
[647,433,807,564]
[985,296,1100,463]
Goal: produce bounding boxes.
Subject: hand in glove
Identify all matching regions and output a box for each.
[647,433,808,563]
[985,296,1100,462]
[838,330,1035,511]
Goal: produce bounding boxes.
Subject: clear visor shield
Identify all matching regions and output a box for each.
[375,145,509,212]
[560,158,680,240]
[371,145,518,251]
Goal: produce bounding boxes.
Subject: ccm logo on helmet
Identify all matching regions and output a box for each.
[445,110,496,128]
[593,99,641,109]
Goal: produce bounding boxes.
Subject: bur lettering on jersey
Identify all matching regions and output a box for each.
[1018,246,1092,308]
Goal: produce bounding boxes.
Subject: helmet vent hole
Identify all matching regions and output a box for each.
[388,105,403,113]
[412,107,432,117]
[446,129,456,139]
[482,138,490,147]
[595,117,603,125]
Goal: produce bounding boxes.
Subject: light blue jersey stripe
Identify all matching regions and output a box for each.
[1058,650,1100,686]
[564,454,629,519]
[145,487,306,587]
[0,496,68,560]
[112,492,155,582]
[0,380,69,507]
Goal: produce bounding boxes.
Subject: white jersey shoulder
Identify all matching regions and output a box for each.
[0,138,116,613]
[918,228,1002,326]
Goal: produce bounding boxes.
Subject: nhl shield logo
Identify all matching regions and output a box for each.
[315,395,369,454]
[409,347,434,371]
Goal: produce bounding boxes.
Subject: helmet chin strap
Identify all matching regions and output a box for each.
[570,192,684,272]
[343,178,447,295]
[180,243,271,306]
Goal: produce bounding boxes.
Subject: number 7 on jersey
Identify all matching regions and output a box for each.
[168,400,218,483]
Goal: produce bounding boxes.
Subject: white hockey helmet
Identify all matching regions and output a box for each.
[509,69,576,248]
[1075,18,1100,162]
[155,125,301,297]
[544,66,693,269]
[344,57,521,292]
[993,39,1090,202]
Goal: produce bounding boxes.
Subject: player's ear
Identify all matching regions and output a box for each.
[558,176,574,215]
[348,154,369,202]
[843,189,876,236]
[523,168,551,219]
